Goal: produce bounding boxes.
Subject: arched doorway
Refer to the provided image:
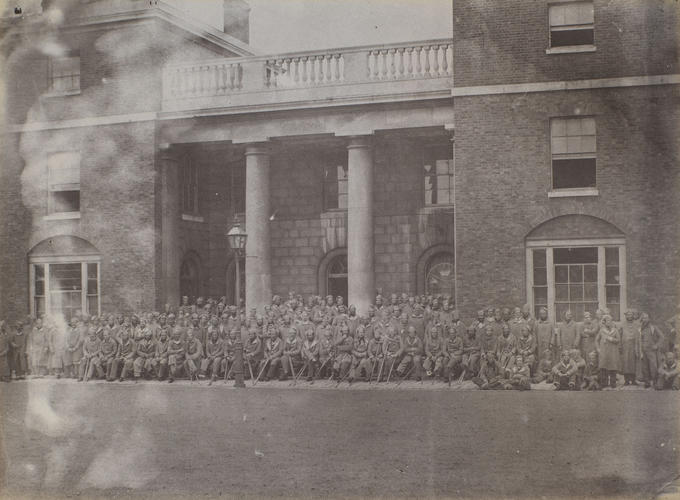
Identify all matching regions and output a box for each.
[425,252,455,297]
[327,254,348,304]
[416,244,455,301]
[318,248,348,304]
[179,253,201,303]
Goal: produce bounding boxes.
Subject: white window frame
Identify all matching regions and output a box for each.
[47,53,81,96]
[550,116,598,197]
[47,151,81,216]
[525,238,626,321]
[423,144,454,207]
[29,256,101,318]
[546,1,596,54]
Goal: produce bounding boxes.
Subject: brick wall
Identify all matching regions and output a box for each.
[0,121,159,319]
[3,18,237,124]
[453,0,680,87]
[453,84,680,322]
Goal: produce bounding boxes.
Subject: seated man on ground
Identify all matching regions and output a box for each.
[532,350,554,384]
[473,352,504,390]
[395,326,423,381]
[656,351,680,390]
[551,349,578,391]
[504,354,531,391]
[582,351,601,391]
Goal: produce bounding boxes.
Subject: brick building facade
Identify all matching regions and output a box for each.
[1,0,678,325]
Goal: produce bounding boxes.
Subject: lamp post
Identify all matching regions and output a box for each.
[226,217,247,310]
[226,217,247,388]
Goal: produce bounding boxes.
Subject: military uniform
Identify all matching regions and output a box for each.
[640,320,663,387]
[472,355,504,390]
[79,334,100,381]
[280,335,302,380]
[112,336,136,381]
[166,335,186,382]
[423,334,446,378]
[396,334,423,380]
[504,358,531,391]
[134,334,156,379]
[301,337,320,381]
[151,333,170,380]
[262,336,284,381]
[551,355,578,390]
[332,333,354,379]
[10,325,29,379]
[381,332,401,381]
[349,334,370,381]
[202,336,224,379]
[656,356,680,390]
[184,336,203,378]
[444,334,464,380]
[94,335,118,380]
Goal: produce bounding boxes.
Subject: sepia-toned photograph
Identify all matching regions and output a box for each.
[0,0,679,498]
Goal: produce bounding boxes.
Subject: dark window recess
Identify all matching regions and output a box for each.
[551,29,594,47]
[50,191,80,213]
[552,158,596,189]
[553,247,598,265]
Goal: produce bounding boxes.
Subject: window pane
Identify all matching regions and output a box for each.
[87,295,99,315]
[584,283,598,301]
[35,297,45,317]
[555,265,568,283]
[424,190,433,205]
[87,279,98,295]
[571,303,585,322]
[533,249,546,267]
[436,190,450,204]
[50,263,82,291]
[555,303,570,321]
[584,264,597,283]
[551,28,594,47]
[533,267,547,286]
[35,278,45,296]
[436,175,449,189]
[552,158,596,189]
[555,284,569,301]
[606,285,620,303]
[608,304,620,322]
[533,286,547,304]
[569,265,583,283]
[606,267,620,284]
[551,136,567,154]
[569,284,584,301]
[554,247,597,264]
[605,247,619,264]
[338,194,347,209]
[50,191,80,213]
[435,160,450,175]
[87,263,97,279]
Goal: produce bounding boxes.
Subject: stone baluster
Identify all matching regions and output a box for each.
[406,47,414,77]
[397,48,405,77]
[432,46,440,76]
[424,46,431,76]
[293,57,300,84]
[414,46,422,76]
[440,45,449,75]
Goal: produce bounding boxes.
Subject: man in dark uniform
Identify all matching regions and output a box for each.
[79,327,100,381]
[166,327,186,383]
[112,328,136,382]
[656,352,680,390]
[301,329,320,382]
[151,327,170,380]
[262,327,284,381]
[349,325,370,382]
[396,326,423,381]
[424,323,446,379]
[201,330,223,382]
[640,312,664,388]
[332,324,354,380]
[551,349,578,390]
[95,328,118,381]
[184,327,203,380]
[134,329,155,380]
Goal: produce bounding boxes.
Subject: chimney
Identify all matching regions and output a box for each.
[223,0,249,44]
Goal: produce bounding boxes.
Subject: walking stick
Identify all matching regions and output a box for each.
[458,368,466,384]
[223,362,234,384]
[386,356,396,383]
[376,357,385,383]
[288,356,296,384]
[83,356,91,382]
[317,356,330,380]
[290,362,305,386]
[368,360,377,385]
[253,359,269,386]
[246,357,255,382]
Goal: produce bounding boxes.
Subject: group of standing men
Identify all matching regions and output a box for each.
[0,291,678,391]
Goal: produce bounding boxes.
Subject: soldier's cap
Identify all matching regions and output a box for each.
[167,313,176,319]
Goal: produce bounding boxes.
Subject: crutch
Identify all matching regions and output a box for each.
[288,356,296,384]
[223,361,234,384]
[367,360,377,385]
[83,356,92,382]
[253,359,270,386]
[290,362,305,387]
[317,357,330,382]
[245,357,255,382]
[386,356,397,383]
[375,357,385,384]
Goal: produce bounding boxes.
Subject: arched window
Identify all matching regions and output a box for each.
[318,249,348,304]
[28,235,101,320]
[180,253,201,303]
[425,252,455,297]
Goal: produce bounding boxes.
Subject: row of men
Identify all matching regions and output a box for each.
[2,312,679,391]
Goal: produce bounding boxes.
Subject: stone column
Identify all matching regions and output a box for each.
[160,147,180,309]
[347,136,374,314]
[244,143,271,312]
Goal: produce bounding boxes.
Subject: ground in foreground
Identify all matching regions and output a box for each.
[1,380,678,499]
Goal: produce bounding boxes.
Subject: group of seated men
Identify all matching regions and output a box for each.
[1,291,678,391]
